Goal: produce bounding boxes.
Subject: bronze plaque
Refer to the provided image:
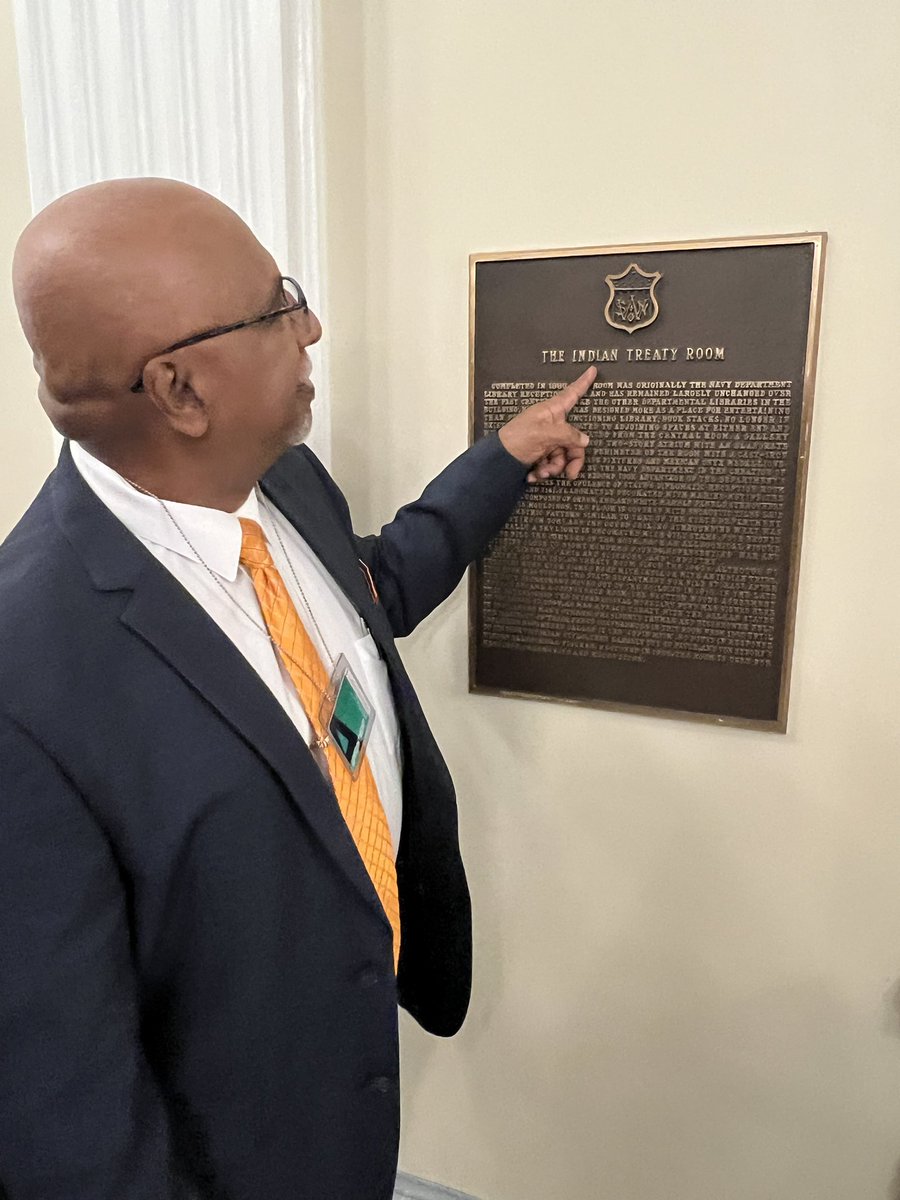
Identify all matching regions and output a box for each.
[469,235,826,731]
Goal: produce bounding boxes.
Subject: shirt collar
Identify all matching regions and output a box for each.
[70,440,259,583]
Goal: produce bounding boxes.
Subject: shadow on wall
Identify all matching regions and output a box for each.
[394,1171,477,1199]
[885,977,900,1200]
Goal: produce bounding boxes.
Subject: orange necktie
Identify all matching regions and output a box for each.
[239,519,401,971]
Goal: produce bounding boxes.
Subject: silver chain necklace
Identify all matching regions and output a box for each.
[122,475,335,697]
[261,498,334,668]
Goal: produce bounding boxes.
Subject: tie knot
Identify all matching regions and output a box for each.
[238,518,274,568]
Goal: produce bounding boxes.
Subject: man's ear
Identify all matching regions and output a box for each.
[142,358,210,438]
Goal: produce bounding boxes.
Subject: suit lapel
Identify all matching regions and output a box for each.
[260,451,374,620]
[52,443,390,930]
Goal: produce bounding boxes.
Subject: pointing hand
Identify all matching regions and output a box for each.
[497,366,595,483]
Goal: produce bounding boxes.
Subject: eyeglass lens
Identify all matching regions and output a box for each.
[281,277,306,308]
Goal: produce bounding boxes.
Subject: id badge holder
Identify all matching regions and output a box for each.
[319,653,375,780]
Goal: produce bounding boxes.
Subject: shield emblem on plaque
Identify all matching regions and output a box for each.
[604,263,662,334]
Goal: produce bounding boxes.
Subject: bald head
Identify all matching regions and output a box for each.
[11,178,321,508]
[14,179,276,430]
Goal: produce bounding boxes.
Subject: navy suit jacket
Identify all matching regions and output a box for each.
[0,434,525,1200]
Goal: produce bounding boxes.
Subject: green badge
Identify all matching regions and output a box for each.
[319,654,375,779]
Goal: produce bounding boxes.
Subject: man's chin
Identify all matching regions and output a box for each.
[289,408,313,447]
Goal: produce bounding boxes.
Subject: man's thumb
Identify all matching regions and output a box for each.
[550,423,590,449]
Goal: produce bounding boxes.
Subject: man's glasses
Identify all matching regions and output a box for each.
[130,276,308,393]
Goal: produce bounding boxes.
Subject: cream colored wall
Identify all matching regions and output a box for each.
[321,4,900,1199]
[0,0,51,535]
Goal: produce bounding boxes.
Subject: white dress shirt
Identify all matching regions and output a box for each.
[70,441,403,856]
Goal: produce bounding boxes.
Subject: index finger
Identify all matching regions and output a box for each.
[557,365,598,415]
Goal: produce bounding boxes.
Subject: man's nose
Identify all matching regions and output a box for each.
[294,307,322,348]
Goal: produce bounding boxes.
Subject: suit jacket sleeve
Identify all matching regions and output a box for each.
[306,431,527,638]
[0,714,201,1200]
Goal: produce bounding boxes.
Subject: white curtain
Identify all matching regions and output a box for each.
[11,0,331,464]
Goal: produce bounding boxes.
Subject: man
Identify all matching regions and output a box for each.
[0,178,594,1200]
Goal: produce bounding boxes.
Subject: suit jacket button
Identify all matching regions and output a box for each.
[369,1075,392,1094]
[359,967,379,988]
